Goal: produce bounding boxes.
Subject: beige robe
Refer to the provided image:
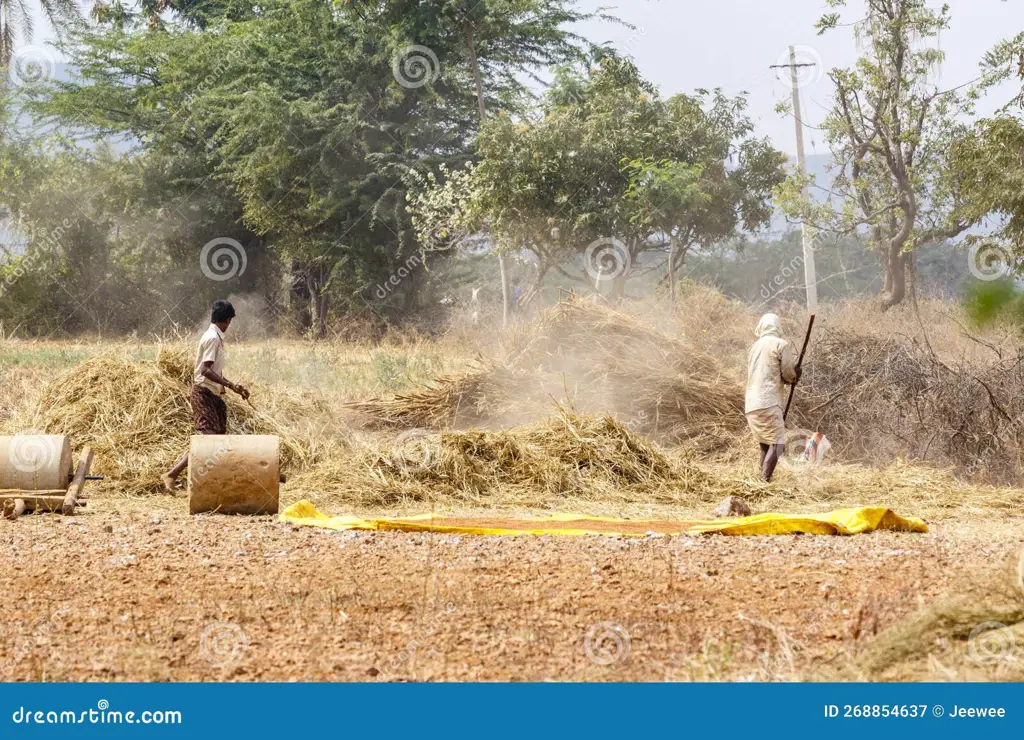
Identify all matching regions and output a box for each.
[744,314,799,444]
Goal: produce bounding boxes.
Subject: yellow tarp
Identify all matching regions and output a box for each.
[279,500,928,537]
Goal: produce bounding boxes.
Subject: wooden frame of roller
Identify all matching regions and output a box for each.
[2,447,94,520]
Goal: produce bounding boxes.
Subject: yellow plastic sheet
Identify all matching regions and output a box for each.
[279,500,928,537]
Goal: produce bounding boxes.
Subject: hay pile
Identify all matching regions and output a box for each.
[29,346,318,496]
[293,409,727,508]
[293,403,1024,514]
[348,363,547,429]
[350,297,746,444]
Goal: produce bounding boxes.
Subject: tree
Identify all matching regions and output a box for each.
[779,0,980,311]
[947,33,1024,261]
[33,0,606,336]
[0,0,79,71]
[347,0,607,326]
[411,58,784,303]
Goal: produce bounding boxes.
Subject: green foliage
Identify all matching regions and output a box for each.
[965,281,1024,328]
[410,57,785,298]
[8,0,599,334]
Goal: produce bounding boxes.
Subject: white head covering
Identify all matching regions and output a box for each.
[754,313,783,339]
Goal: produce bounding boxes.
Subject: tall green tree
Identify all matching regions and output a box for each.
[411,57,785,303]
[33,0,602,336]
[780,0,980,311]
[347,0,607,325]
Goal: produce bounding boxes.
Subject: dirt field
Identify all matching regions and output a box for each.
[1,498,1020,682]
[2,321,1023,683]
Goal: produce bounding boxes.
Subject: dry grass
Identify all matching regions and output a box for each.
[3,288,1024,522]
[846,549,1024,681]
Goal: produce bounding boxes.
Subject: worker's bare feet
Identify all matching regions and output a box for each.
[160,473,177,493]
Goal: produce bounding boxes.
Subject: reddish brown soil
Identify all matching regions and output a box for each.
[0,503,1019,681]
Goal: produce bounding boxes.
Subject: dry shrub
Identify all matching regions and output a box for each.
[797,326,1024,482]
[26,346,320,496]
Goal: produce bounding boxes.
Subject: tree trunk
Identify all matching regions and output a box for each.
[466,27,487,120]
[290,260,312,333]
[880,242,907,312]
[521,261,550,309]
[667,237,677,307]
[315,293,328,339]
[402,267,421,314]
[498,251,510,328]
[307,267,328,339]
[465,25,510,327]
[907,252,918,311]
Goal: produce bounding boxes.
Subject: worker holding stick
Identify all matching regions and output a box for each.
[745,313,801,482]
[161,300,250,492]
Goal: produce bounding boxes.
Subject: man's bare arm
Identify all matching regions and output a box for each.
[200,361,250,399]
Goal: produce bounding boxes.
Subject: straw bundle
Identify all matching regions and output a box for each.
[306,409,722,508]
[347,364,545,430]
[30,346,317,496]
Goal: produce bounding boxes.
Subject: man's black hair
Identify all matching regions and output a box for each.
[211,300,236,324]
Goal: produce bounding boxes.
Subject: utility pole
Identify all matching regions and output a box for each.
[771,46,818,312]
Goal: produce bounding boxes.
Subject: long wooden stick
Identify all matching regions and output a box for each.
[63,447,94,515]
[784,314,816,422]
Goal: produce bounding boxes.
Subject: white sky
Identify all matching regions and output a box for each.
[574,0,1024,154]
[26,0,1024,154]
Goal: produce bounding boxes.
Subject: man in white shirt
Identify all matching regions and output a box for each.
[745,313,800,482]
[162,300,250,492]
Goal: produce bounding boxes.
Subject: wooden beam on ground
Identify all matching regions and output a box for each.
[0,494,84,511]
[0,489,65,496]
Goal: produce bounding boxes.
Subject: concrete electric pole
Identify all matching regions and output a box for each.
[771,46,819,312]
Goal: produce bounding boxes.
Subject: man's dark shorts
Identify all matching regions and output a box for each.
[191,385,228,435]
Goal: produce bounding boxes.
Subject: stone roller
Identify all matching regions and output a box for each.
[0,435,96,518]
[188,435,280,515]
[0,435,73,491]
